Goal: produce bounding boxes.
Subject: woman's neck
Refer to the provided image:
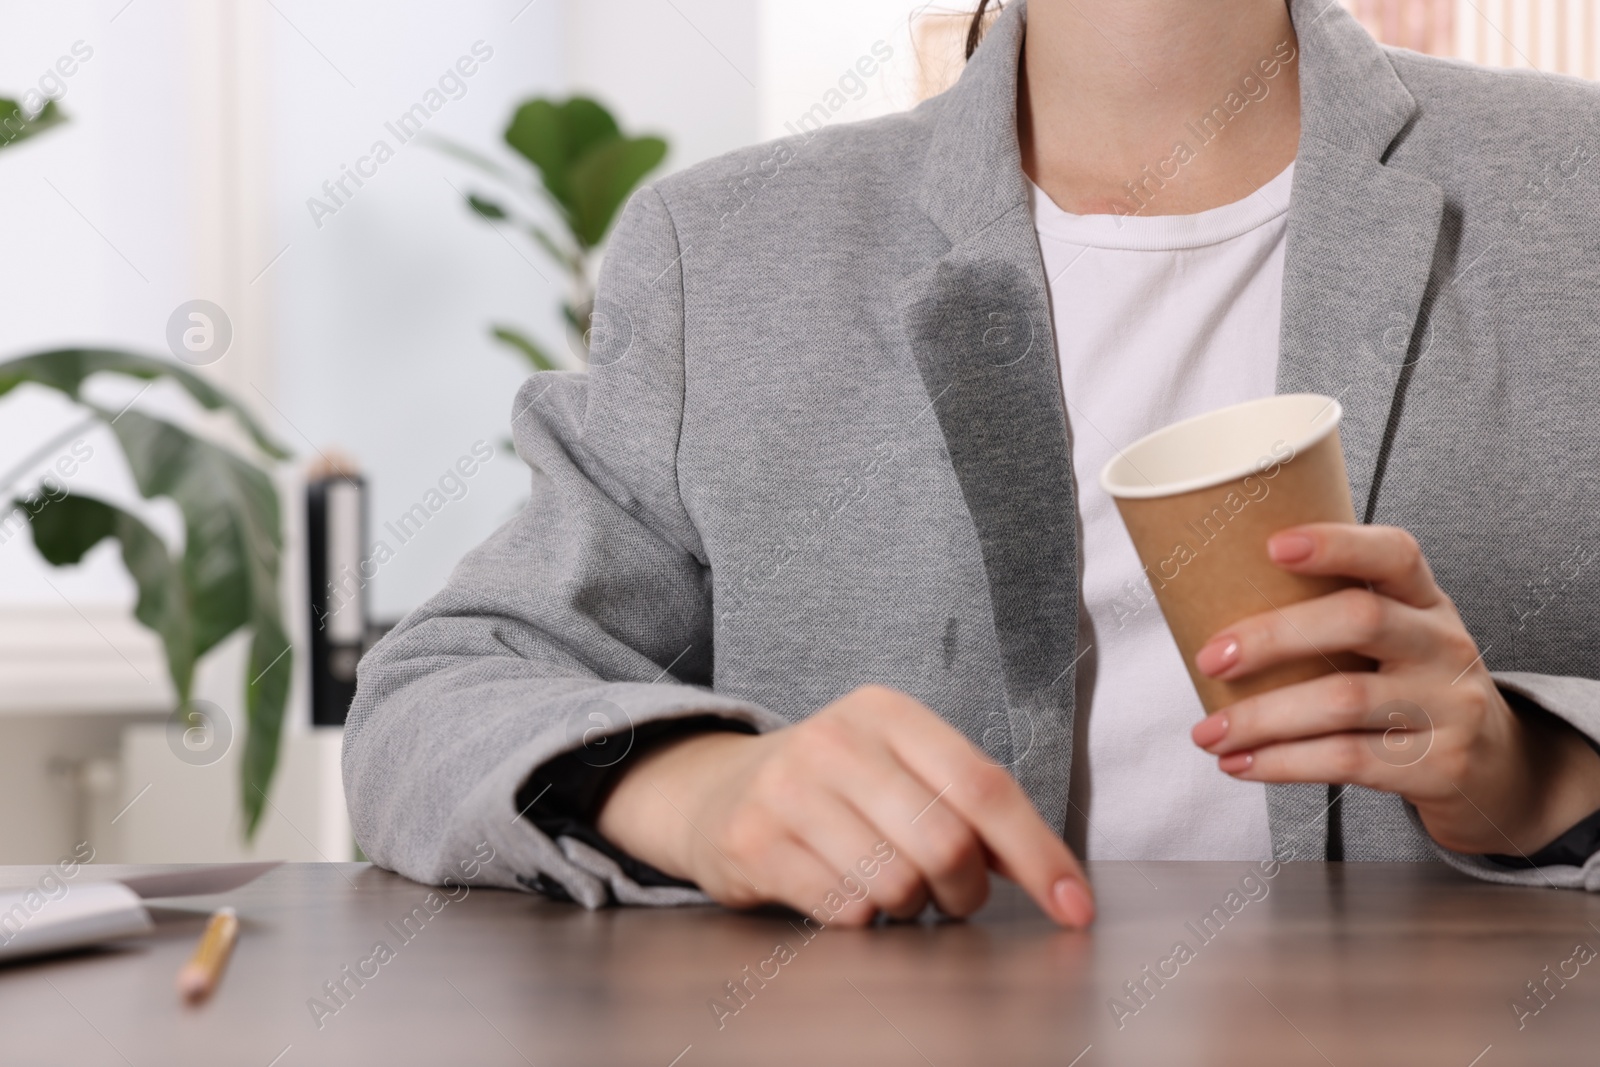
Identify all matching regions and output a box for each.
[1018,0,1301,216]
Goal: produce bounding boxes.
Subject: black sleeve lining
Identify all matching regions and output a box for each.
[1486,804,1600,869]
[515,714,758,896]
[1485,686,1600,869]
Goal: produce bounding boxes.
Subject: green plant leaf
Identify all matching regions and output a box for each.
[503,97,621,214]
[567,135,667,248]
[560,301,586,339]
[101,408,279,661]
[241,607,291,837]
[15,490,288,824]
[467,193,508,220]
[15,491,195,700]
[418,132,526,188]
[98,405,291,841]
[490,325,564,372]
[527,224,580,275]
[0,97,66,152]
[0,349,289,460]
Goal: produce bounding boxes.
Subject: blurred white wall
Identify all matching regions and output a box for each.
[758,0,935,140]
[266,0,570,626]
[0,1,198,609]
[568,0,762,174]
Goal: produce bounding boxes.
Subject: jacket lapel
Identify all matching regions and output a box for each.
[890,1,1080,833]
[894,219,1081,836]
[1269,0,1446,858]
[1279,0,1446,520]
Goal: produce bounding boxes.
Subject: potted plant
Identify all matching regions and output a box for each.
[0,94,292,839]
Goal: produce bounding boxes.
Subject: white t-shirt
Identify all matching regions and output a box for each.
[1028,161,1296,861]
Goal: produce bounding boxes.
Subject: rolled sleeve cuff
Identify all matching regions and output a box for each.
[478,682,788,909]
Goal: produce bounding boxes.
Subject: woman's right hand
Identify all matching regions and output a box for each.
[594,684,1095,928]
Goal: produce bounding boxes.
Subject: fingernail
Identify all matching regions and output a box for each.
[1191,713,1229,749]
[1268,533,1315,563]
[1218,752,1254,774]
[1196,638,1239,676]
[1052,878,1095,927]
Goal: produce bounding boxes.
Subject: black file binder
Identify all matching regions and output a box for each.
[306,471,367,727]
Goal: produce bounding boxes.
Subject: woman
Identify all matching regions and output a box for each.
[345,0,1600,925]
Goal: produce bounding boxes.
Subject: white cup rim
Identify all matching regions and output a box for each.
[1099,393,1343,500]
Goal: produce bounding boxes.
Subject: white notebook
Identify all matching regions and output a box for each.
[0,861,279,964]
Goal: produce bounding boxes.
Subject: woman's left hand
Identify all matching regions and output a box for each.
[1189,522,1600,857]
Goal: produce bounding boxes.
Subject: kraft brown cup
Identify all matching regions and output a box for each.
[1099,393,1372,715]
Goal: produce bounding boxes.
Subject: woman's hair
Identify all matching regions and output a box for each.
[965,0,1002,60]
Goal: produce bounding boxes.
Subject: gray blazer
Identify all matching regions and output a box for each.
[344,0,1600,905]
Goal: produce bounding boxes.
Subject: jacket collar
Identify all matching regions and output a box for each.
[914,0,1032,244]
[1293,0,1418,157]
[922,0,1425,241]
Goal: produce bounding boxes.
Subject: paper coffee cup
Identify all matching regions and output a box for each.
[1099,393,1371,714]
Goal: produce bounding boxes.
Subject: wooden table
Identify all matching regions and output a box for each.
[2,861,1596,1065]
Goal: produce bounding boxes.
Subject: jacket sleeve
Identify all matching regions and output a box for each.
[1420,670,1600,891]
[342,187,789,908]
